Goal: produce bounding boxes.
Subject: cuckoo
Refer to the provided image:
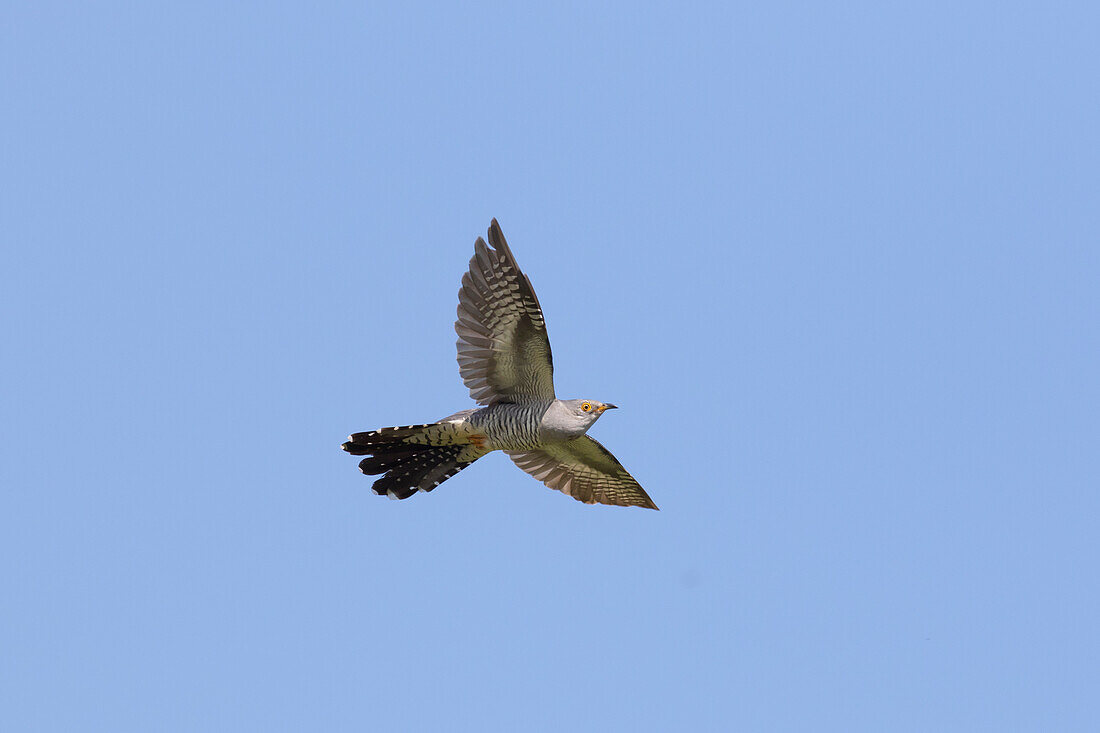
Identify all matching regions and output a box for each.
[342,220,657,510]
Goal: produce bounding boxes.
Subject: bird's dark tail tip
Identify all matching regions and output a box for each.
[342,425,481,500]
[341,424,435,455]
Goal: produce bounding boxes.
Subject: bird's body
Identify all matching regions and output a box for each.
[463,401,550,451]
[342,220,658,510]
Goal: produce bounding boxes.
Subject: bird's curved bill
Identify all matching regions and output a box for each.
[597,403,618,413]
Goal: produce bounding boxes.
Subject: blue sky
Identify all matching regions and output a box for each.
[3,2,1099,730]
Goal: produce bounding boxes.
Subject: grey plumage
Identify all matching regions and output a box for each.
[342,219,657,510]
[466,402,549,451]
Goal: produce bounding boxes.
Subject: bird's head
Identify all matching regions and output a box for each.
[540,399,618,438]
[563,398,617,428]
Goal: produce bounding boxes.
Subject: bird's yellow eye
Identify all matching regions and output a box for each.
[582,402,592,412]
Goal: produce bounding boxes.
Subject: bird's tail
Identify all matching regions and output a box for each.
[341,424,482,500]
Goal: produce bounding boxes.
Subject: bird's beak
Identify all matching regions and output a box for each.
[597,403,618,413]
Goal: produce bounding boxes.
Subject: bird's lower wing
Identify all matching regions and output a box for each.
[506,436,658,510]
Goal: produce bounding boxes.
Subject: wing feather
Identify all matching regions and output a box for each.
[506,436,658,510]
[455,219,555,404]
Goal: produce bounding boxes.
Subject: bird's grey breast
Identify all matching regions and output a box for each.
[537,399,589,442]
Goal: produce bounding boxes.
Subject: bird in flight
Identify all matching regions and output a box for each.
[342,220,657,509]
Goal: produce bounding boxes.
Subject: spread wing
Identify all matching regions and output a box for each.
[455,219,555,405]
[507,436,658,510]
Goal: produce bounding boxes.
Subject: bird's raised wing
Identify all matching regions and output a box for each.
[456,219,555,404]
[507,436,658,509]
